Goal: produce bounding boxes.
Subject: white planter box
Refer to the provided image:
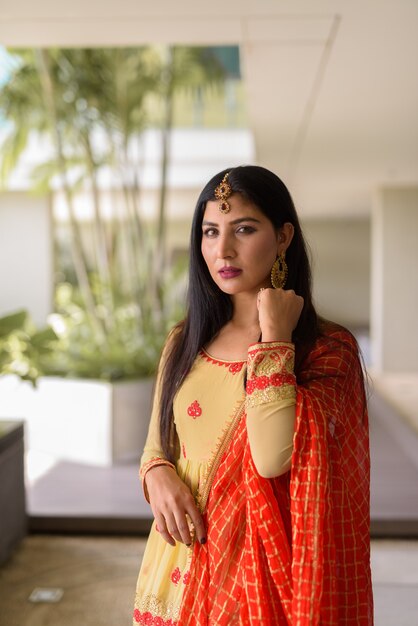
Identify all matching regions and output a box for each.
[0,375,154,467]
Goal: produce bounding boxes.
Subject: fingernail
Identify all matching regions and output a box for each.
[200,537,206,545]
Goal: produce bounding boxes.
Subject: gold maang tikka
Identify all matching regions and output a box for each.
[214,172,233,214]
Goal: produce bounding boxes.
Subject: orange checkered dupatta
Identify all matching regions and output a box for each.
[178,329,373,625]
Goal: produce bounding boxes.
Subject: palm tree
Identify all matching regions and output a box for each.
[0,45,226,375]
[0,47,161,342]
[0,48,107,340]
[153,46,225,315]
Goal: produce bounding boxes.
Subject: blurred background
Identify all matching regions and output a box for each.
[0,1,417,625]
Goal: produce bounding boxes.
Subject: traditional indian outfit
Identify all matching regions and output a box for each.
[133,327,373,625]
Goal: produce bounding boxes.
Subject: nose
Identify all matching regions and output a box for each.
[216,231,235,259]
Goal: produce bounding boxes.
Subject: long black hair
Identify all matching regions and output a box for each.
[158,165,321,461]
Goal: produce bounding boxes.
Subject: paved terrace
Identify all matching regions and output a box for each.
[26,380,418,538]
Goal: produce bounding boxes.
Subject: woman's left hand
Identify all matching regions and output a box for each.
[257,288,304,342]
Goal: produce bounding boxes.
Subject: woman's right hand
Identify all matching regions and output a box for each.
[145,465,206,547]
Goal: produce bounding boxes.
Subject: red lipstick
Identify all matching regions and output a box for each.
[219,266,242,279]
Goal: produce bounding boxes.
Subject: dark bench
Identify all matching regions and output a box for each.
[0,421,26,565]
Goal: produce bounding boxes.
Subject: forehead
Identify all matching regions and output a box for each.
[203,193,266,223]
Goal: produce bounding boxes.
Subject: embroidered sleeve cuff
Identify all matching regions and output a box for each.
[246,342,296,408]
[139,457,176,503]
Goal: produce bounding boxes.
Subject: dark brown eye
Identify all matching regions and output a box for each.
[237,226,256,234]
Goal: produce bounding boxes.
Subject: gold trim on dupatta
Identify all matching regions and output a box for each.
[196,396,246,514]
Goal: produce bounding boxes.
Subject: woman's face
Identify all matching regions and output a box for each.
[201,193,283,296]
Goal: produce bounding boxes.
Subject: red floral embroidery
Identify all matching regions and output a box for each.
[255,375,269,389]
[133,610,176,626]
[187,400,202,418]
[270,372,287,386]
[182,443,187,458]
[171,567,181,585]
[246,372,295,395]
[229,362,244,373]
[183,570,190,585]
[199,350,245,375]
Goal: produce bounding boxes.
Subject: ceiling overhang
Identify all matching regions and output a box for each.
[1,1,417,217]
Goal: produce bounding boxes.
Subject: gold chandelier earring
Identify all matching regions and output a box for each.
[270,252,288,289]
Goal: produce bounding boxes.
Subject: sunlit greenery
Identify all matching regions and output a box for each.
[0,45,231,379]
[0,310,57,385]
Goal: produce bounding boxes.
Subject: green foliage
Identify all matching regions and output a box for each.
[0,310,58,385]
[0,45,224,380]
[0,254,186,383]
[42,270,186,381]
[45,290,161,381]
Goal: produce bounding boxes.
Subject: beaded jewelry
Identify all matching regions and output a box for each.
[214,172,233,214]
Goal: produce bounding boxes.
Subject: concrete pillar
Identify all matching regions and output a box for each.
[371,187,418,372]
[303,218,370,329]
[0,192,53,327]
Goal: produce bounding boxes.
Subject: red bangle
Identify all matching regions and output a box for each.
[140,458,176,502]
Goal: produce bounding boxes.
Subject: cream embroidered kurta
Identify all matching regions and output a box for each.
[133,342,296,626]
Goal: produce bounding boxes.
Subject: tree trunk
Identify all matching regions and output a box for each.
[83,132,115,329]
[34,49,105,343]
[154,46,175,321]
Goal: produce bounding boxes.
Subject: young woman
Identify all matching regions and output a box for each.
[132,166,373,625]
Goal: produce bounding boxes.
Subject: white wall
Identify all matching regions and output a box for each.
[371,187,418,372]
[302,218,370,329]
[0,192,53,326]
[160,215,372,330]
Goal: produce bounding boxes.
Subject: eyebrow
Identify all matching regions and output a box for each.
[202,217,262,227]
